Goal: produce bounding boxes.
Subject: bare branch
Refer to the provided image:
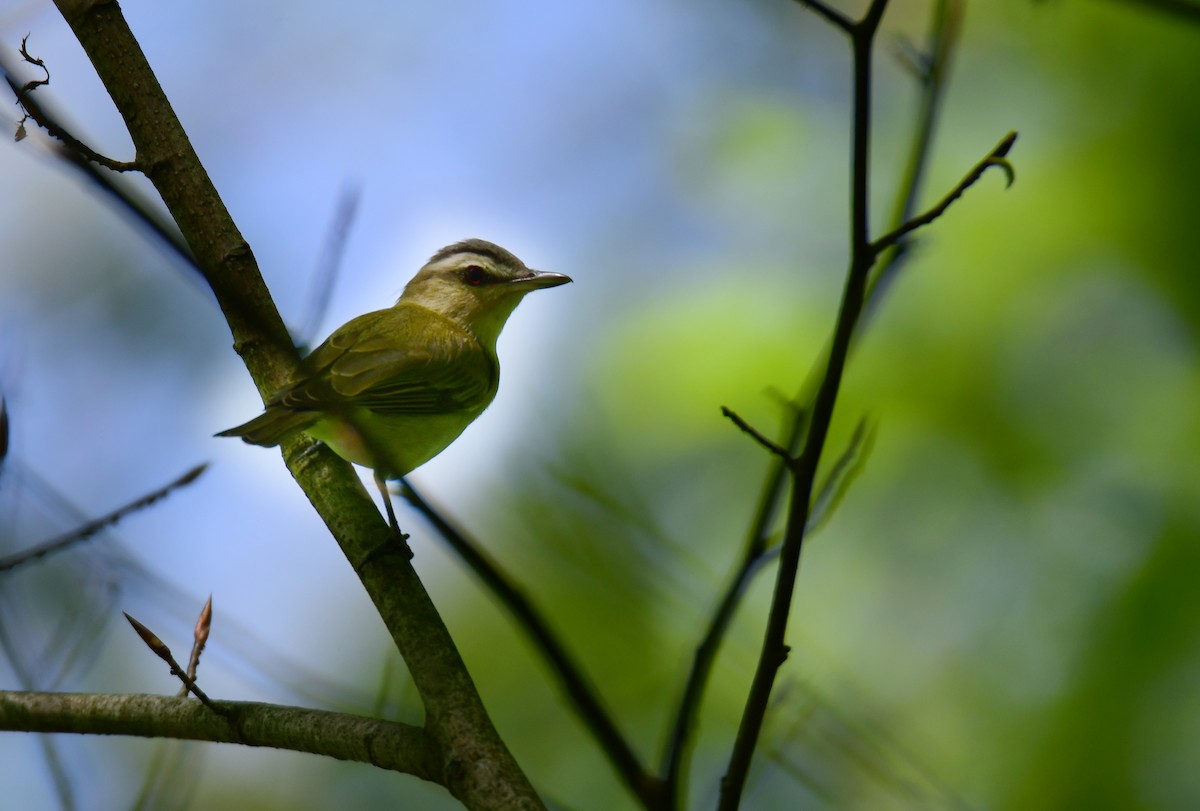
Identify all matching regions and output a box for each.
[0,691,437,780]
[296,184,361,349]
[866,0,964,314]
[791,0,855,32]
[0,464,208,572]
[0,397,8,471]
[721,407,796,466]
[870,130,1018,256]
[2,52,204,287]
[12,36,140,172]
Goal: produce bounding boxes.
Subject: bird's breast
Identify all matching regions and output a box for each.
[305,406,487,478]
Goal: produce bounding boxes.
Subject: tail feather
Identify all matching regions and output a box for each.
[216,407,319,447]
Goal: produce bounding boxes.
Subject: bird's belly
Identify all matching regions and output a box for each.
[305,408,481,477]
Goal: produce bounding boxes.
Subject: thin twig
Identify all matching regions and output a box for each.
[177,596,213,698]
[659,521,783,804]
[792,0,855,32]
[124,613,226,716]
[0,464,209,572]
[660,406,804,806]
[867,0,963,312]
[721,407,796,465]
[870,131,1017,256]
[296,183,361,349]
[13,36,139,172]
[0,397,8,471]
[1,52,201,281]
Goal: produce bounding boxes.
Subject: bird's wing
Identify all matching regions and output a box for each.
[278,307,496,415]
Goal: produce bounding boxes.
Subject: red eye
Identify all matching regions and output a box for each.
[463,265,487,286]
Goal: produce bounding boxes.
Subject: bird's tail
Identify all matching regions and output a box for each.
[216,407,318,447]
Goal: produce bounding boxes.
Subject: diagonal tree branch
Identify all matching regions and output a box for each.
[400,482,669,809]
[43,1,542,806]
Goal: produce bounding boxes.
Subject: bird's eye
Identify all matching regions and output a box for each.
[462,265,488,286]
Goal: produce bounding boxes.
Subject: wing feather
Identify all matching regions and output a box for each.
[276,305,496,416]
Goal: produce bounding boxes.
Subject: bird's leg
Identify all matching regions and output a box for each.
[374,469,399,530]
[373,470,411,546]
[354,471,412,572]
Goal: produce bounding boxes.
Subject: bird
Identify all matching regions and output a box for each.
[217,238,571,531]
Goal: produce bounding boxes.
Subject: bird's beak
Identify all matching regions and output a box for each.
[511,269,572,290]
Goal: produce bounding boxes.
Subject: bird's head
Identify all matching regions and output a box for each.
[399,239,571,347]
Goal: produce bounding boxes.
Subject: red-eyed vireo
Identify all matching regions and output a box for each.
[218,239,571,529]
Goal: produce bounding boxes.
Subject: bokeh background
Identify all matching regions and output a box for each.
[1,0,1198,808]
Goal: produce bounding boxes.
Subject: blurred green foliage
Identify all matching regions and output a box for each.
[2,1,1198,809]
